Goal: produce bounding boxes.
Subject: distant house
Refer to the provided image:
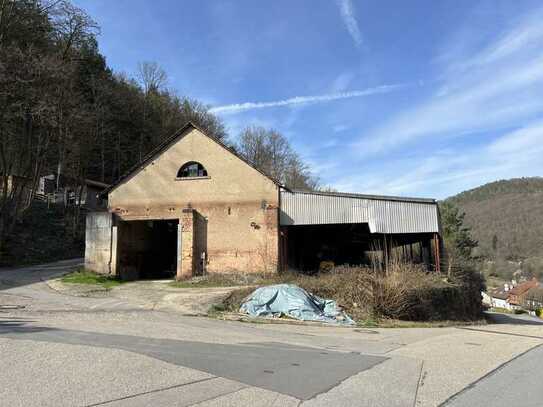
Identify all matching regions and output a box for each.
[521,286,543,310]
[37,175,109,210]
[482,289,512,309]
[483,278,540,310]
[508,278,539,306]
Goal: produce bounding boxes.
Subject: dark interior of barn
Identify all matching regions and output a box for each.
[282,223,436,272]
[118,219,178,280]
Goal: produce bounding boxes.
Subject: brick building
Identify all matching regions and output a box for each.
[85,122,442,280]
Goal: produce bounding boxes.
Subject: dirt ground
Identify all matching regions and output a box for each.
[47,277,245,315]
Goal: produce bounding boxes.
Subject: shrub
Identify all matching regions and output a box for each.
[535,308,543,318]
[223,259,484,322]
[430,259,486,321]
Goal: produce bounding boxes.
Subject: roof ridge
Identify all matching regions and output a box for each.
[101,121,280,196]
[285,188,437,204]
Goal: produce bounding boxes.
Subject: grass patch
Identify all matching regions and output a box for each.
[373,319,486,328]
[356,319,379,328]
[489,307,514,314]
[61,268,124,289]
[168,272,278,289]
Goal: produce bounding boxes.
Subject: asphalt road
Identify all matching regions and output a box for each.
[1,259,542,407]
[0,325,385,400]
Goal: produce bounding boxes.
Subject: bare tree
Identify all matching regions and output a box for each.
[50,0,99,60]
[0,0,16,48]
[237,126,318,190]
[136,61,167,160]
[0,1,229,262]
[137,61,167,94]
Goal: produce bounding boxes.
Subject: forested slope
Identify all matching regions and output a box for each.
[446,177,543,261]
[0,0,318,265]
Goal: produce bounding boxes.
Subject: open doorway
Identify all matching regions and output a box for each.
[282,223,437,272]
[284,223,373,272]
[118,219,178,280]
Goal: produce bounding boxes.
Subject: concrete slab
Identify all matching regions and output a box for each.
[444,344,543,407]
[97,377,247,407]
[0,337,212,407]
[0,327,386,400]
[302,356,422,407]
[192,386,300,407]
[391,329,542,407]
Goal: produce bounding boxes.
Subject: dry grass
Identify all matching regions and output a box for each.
[221,260,483,322]
[282,263,448,321]
[169,272,279,288]
[174,256,484,323]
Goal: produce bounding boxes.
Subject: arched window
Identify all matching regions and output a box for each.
[177,161,208,178]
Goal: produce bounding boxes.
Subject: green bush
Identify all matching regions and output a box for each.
[535,308,543,318]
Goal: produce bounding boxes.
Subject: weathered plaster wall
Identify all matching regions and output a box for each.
[85,211,114,275]
[108,128,279,274]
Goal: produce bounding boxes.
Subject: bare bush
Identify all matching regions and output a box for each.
[219,258,483,322]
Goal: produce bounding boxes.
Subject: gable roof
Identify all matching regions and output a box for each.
[100,122,281,196]
[509,278,539,296]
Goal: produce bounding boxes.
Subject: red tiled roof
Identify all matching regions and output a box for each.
[509,278,539,296]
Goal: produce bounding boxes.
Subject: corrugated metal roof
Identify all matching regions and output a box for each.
[280,190,439,234]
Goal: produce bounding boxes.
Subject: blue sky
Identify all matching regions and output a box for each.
[76,0,543,199]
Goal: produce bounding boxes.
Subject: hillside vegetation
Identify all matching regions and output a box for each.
[0,0,317,265]
[446,177,543,260]
[445,177,543,283]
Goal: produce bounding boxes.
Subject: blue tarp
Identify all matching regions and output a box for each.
[239,284,355,325]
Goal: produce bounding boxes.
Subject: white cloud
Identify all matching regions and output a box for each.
[336,0,363,48]
[330,72,355,92]
[333,120,543,199]
[488,120,543,155]
[356,8,543,156]
[449,10,543,75]
[209,83,408,114]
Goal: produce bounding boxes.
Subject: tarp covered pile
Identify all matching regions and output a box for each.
[239,284,354,325]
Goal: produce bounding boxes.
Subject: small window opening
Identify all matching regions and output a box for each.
[177,161,208,178]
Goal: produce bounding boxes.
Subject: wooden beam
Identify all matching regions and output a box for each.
[433,233,441,273]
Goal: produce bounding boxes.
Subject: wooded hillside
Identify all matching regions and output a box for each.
[0,0,317,265]
[446,177,543,261]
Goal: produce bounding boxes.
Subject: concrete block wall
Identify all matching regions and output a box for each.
[84,212,114,275]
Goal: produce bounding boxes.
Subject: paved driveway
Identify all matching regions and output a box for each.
[1,260,542,406]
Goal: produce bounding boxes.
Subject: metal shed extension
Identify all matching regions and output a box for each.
[280,190,440,234]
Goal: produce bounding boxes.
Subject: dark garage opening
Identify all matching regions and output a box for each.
[283,223,435,272]
[284,223,373,271]
[118,219,178,280]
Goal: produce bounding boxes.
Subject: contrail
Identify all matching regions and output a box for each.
[210,83,409,114]
[337,0,363,48]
